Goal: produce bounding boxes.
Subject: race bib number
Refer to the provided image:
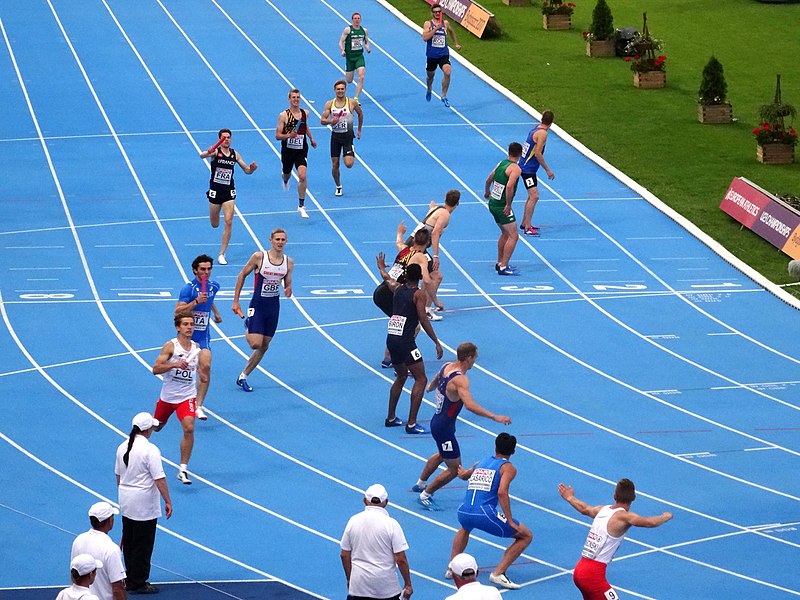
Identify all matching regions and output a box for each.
[207,189,216,199]
[441,440,453,452]
[490,180,506,201]
[496,510,508,523]
[524,176,536,187]
[467,467,495,492]
[387,263,404,281]
[432,33,446,48]
[351,37,363,50]
[604,590,619,600]
[410,347,422,361]
[581,530,603,560]
[521,141,530,157]
[287,134,304,149]
[213,167,232,185]
[171,367,194,383]
[247,307,255,317]
[387,314,407,336]
[261,280,281,297]
[193,311,209,331]
[332,116,348,134]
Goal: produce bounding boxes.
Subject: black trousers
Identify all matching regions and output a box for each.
[122,516,157,589]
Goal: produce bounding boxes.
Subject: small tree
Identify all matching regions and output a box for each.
[589,0,614,41]
[698,56,728,106]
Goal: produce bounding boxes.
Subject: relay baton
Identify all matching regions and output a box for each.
[200,275,208,294]
[234,306,245,319]
[207,137,224,154]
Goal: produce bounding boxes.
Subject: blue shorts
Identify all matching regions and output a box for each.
[457,504,518,538]
[191,329,211,350]
[246,300,280,337]
[430,418,460,459]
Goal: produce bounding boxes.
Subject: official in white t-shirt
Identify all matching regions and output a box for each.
[71,501,126,600]
[115,412,172,595]
[445,553,501,599]
[340,484,412,600]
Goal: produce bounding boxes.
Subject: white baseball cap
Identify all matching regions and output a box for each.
[71,553,103,576]
[88,501,119,521]
[364,484,388,504]
[448,553,478,578]
[132,412,159,430]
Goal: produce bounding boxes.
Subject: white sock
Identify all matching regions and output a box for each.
[239,372,247,381]
[416,479,427,488]
[180,463,188,472]
[420,491,432,500]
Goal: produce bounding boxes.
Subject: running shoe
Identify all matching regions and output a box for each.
[281,176,290,191]
[489,572,521,590]
[385,416,404,427]
[523,225,540,236]
[411,484,426,493]
[298,206,309,219]
[417,495,441,511]
[441,97,450,108]
[236,377,253,392]
[335,186,343,197]
[495,262,501,272]
[195,406,207,421]
[444,568,453,580]
[176,470,192,485]
[381,359,393,369]
[127,583,159,594]
[405,423,426,434]
[426,310,443,321]
[217,254,227,265]
[498,266,517,276]
[426,89,432,102]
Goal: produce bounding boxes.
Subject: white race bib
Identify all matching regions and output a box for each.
[467,467,495,492]
[261,280,281,297]
[213,167,232,185]
[490,180,506,201]
[287,135,304,149]
[387,314,407,336]
[581,530,603,560]
[387,263,404,281]
[351,38,363,50]
[432,34,446,48]
[193,311,209,331]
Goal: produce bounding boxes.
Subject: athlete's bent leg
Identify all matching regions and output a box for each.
[179,415,195,465]
[243,333,272,377]
[219,200,235,257]
[441,64,452,98]
[331,156,341,187]
[406,361,428,426]
[209,203,221,228]
[196,349,211,408]
[500,223,519,267]
[425,456,462,495]
[493,521,533,577]
[521,187,540,230]
[297,165,308,201]
[343,155,355,169]
[387,364,410,422]
[451,528,471,559]
[355,66,366,98]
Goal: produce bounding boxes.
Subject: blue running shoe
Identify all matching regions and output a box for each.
[417,495,442,511]
[441,97,450,108]
[385,417,404,427]
[236,377,253,392]
[381,359,393,369]
[411,484,426,493]
[405,423,426,434]
[426,89,432,102]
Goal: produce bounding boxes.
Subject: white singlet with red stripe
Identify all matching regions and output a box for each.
[159,337,199,404]
[581,506,626,564]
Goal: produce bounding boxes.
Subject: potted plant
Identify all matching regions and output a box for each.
[542,0,575,30]
[698,55,733,123]
[625,13,666,88]
[583,0,615,57]
[754,74,797,164]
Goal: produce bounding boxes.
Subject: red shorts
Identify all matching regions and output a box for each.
[154,398,196,424]
[573,557,618,600]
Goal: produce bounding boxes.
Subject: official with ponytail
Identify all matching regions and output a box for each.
[114,412,172,594]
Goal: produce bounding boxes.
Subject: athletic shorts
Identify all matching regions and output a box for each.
[430,418,460,459]
[191,330,211,351]
[281,147,308,174]
[245,301,280,337]
[373,282,394,318]
[386,337,422,367]
[521,172,539,189]
[207,188,235,205]
[345,55,366,72]
[426,55,451,71]
[457,504,518,538]
[331,132,355,158]
[488,200,516,225]
[154,397,196,424]
[573,558,618,600]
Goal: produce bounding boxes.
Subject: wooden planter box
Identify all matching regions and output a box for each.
[543,14,571,30]
[757,143,795,165]
[503,0,529,5]
[585,39,616,57]
[698,103,733,124]
[633,70,666,88]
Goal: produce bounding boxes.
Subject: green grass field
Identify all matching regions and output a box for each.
[387,0,800,295]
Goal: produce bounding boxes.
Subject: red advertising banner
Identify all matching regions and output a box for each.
[720,177,800,259]
[423,0,494,38]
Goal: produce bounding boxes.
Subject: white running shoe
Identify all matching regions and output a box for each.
[298,206,309,219]
[195,406,207,421]
[335,186,343,196]
[281,176,290,191]
[444,568,453,580]
[489,572,520,590]
[176,470,192,485]
[426,310,443,321]
[217,254,227,265]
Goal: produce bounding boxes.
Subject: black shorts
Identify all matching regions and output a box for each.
[426,55,451,71]
[373,282,393,318]
[521,172,538,189]
[207,188,236,205]
[330,132,355,158]
[386,337,423,367]
[281,147,308,174]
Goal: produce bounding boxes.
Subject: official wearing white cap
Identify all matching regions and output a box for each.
[55,554,102,600]
[71,501,126,600]
[114,412,172,594]
[340,484,413,600]
[445,553,501,599]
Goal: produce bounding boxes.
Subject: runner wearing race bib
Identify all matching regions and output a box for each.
[321,80,364,197]
[338,12,371,102]
[422,4,461,107]
[276,90,317,219]
[484,142,523,276]
[231,229,294,393]
[199,128,258,265]
[518,110,556,237]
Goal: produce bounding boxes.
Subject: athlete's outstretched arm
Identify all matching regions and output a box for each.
[558,483,602,518]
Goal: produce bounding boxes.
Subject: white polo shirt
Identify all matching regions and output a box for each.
[71,529,126,600]
[341,505,409,598]
[446,581,503,600]
[55,584,99,600]
[115,434,166,521]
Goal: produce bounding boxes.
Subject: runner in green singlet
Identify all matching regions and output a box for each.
[485,142,523,276]
[339,12,371,103]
